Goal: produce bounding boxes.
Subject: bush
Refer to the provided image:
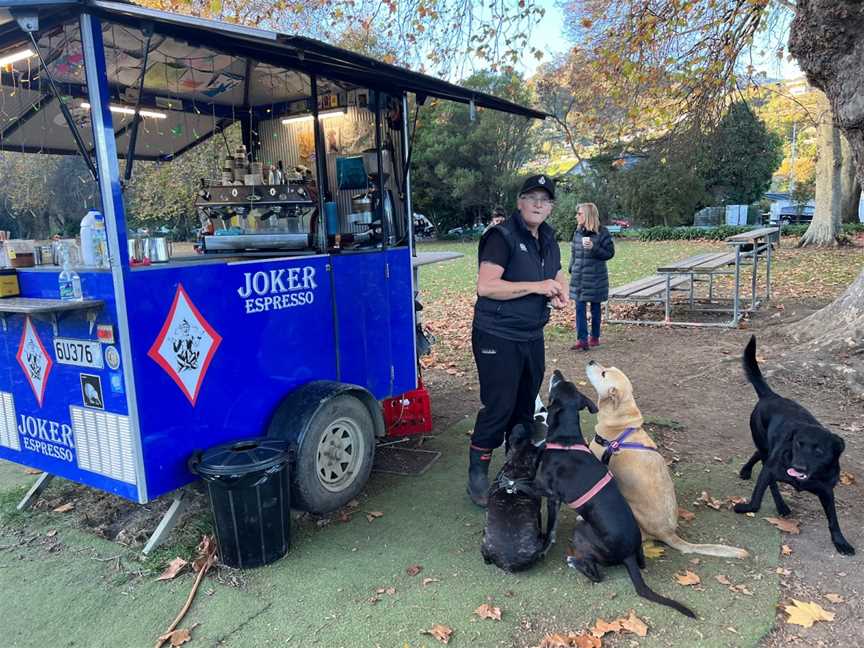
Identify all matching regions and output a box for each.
[631,223,863,242]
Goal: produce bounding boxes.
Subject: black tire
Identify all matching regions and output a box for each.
[291,394,375,514]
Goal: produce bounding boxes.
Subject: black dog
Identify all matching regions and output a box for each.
[537,370,696,618]
[734,336,854,555]
[482,424,556,572]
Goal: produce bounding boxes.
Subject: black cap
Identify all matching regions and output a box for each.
[519,174,555,200]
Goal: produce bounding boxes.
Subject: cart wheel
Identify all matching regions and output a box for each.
[291,394,375,513]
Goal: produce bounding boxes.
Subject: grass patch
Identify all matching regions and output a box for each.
[0,485,30,526]
[137,509,214,575]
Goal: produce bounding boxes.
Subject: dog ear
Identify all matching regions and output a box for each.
[607,386,620,409]
[581,395,599,414]
[510,424,531,449]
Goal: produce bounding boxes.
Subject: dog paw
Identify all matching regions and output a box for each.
[834,540,856,556]
[739,467,752,480]
[733,502,755,514]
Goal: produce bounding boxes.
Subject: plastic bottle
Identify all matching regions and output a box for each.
[92,212,109,268]
[80,210,101,266]
[58,246,83,301]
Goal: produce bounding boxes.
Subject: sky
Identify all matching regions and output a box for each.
[520,0,568,76]
[518,0,802,81]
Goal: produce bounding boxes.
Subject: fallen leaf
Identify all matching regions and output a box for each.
[375,587,396,595]
[157,624,198,647]
[715,574,732,586]
[192,535,217,573]
[642,541,665,559]
[764,517,800,534]
[783,599,835,628]
[590,617,621,637]
[839,471,855,486]
[536,633,600,648]
[726,495,747,508]
[23,468,42,475]
[366,511,384,522]
[406,564,423,576]
[52,503,74,513]
[677,507,695,522]
[824,593,845,604]
[675,570,701,586]
[696,491,723,510]
[474,603,502,621]
[782,544,793,556]
[423,623,453,644]
[46,529,57,538]
[730,584,753,596]
[619,610,649,637]
[157,557,189,581]
[689,558,701,565]
[422,577,440,586]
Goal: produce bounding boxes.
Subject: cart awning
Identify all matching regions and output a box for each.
[0,1,546,159]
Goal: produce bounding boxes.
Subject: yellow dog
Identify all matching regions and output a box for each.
[586,360,748,559]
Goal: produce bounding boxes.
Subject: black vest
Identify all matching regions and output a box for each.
[473,212,560,341]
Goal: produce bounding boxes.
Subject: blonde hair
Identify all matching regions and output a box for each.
[577,202,601,232]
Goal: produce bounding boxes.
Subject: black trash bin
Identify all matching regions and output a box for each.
[190,438,291,569]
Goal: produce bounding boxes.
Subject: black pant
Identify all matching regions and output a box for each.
[470,328,545,451]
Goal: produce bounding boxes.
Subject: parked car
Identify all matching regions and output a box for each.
[413,213,436,238]
[774,205,815,225]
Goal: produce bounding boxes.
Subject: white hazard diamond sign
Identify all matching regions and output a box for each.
[148,284,222,405]
[16,317,52,407]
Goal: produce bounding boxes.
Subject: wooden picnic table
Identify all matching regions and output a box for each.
[607,226,780,328]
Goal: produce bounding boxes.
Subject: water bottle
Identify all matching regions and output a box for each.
[80,210,99,266]
[58,247,82,301]
[92,212,109,268]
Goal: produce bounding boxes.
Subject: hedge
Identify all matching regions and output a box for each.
[625,223,864,242]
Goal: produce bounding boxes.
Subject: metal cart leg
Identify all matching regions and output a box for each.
[708,273,714,302]
[765,237,772,302]
[17,472,55,511]
[688,273,695,308]
[142,490,188,555]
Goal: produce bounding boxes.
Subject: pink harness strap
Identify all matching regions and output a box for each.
[544,442,592,453]
[566,471,613,510]
[543,441,614,509]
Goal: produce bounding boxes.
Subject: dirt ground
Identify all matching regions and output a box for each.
[424,298,864,647]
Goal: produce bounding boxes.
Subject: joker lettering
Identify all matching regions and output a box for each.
[237,266,318,314]
[17,415,75,462]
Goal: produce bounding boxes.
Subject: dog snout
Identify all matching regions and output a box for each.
[588,360,596,366]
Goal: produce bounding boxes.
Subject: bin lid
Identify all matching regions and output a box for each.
[195,438,288,477]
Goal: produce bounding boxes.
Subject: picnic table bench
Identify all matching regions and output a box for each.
[607,226,779,328]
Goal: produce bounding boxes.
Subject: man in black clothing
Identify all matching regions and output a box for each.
[468,174,568,506]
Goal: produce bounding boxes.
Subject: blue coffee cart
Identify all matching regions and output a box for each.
[0,1,543,550]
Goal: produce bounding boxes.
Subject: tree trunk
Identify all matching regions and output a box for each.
[799,101,842,247]
[786,1,864,394]
[840,133,862,223]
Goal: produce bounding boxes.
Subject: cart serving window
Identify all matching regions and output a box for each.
[0,0,544,549]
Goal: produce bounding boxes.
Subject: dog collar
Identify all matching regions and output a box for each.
[544,442,592,453]
[593,427,661,465]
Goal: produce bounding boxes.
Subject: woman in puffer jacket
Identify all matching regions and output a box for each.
[568,203,615,351]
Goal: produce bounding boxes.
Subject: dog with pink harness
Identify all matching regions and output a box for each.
[536,369,696,618]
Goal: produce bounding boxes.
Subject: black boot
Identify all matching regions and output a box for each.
[467,447,492,507]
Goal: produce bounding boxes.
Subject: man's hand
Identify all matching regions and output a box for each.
[549,295,567,310]
[535,279,563,298]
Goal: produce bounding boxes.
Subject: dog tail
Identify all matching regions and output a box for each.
[743,335,773,399]
[623,554,697,618]
[655,532,749,559]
